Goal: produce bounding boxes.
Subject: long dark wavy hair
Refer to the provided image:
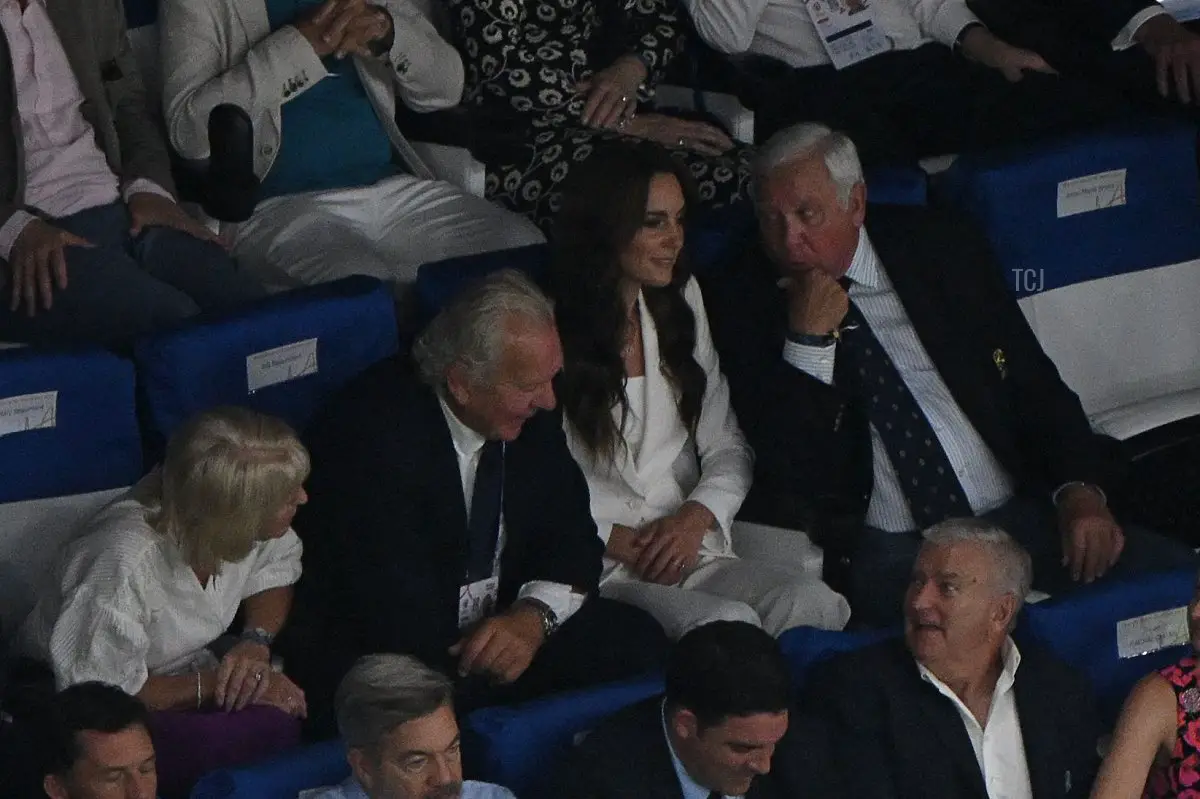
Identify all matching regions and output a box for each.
[549,143,706,465]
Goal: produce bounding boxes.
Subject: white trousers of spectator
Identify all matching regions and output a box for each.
[600,554,850,640]
[230,174,545,292]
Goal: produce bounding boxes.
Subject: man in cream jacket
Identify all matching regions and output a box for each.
[160,0,542,295]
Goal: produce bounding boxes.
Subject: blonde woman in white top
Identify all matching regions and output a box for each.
[21,406,309,718]
[549,144,850,639]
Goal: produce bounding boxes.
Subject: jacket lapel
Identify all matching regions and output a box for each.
[899,657,990,799]
[42,0,102,118]
[418,388,472,573]
[1014,661,1064,799]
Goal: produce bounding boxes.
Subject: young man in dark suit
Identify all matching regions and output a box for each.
[555,620,837,799]
[285,269,669,735]
[701,123,1196,626]
[803,519,1101,799]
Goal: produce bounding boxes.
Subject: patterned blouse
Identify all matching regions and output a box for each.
[1145,655,1200,799]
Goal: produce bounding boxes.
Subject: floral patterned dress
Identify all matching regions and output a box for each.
[1145,655,1200,798]
[444,0,753,229]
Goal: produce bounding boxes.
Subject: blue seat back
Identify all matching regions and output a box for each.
[865,166,928,207]
[414,244,550,325]
[1017,569,1196,724]
[932,119,1200,298]
[0,349,141,503]
[135,276,398,451]
[190,739,348,799]
[464,675,663,799]
[778,625,896,689]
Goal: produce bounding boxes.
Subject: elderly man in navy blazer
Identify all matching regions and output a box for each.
[804,519,1101,799]
[701,122,1197,626]
[286,269,669,735]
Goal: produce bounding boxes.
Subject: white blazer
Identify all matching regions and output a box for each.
[564,277,754,581]
[159,0,464,181]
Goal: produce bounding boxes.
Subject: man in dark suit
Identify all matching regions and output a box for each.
[701,123,1196,625]
[968,0,1200,113]
[285,269,669,734]
[803,520,1101,799]
[555,620,837,799]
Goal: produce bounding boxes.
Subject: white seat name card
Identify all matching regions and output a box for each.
[803,0,892,70]
[246,338,319,393]
[0,390,57,438]
[1116,605,1189,659]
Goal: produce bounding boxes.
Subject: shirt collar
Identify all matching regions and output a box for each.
[917,637,1023,697]
[842,227,881,289]
[660,701,741,799]
[437,394,488,460]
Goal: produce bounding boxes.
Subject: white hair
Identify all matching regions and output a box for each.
[752,123,864,208]
[412,269,556,389]
[922,518,1034,627]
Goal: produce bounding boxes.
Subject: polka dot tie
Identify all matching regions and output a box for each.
[834,284,973,529]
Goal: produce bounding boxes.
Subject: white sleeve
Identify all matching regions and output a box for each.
[680,0,773,54]
[374,0,465,110]
[1113,6,1169,50]
[904,0,981,47]
[241,529,303,598]
[683,278,754,543]
[47,581,152,695]
[160,0,329,160]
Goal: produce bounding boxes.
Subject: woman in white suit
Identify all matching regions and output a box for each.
[549,144,850,639]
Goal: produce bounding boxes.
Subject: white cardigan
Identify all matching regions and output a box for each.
[564,277,754,580]
[159,0,464,181]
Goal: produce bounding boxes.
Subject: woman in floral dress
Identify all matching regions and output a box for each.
[444,0,753,229]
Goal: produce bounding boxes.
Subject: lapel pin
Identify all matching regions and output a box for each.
[992,348,1008,380]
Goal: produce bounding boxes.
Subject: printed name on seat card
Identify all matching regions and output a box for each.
[245,338,319,393]
[0,390,57,438]
[803,0,892,70]
[1116,606,1189,659]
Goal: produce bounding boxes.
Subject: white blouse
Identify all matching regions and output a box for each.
[564,277,754,581]
[19,484,303,694]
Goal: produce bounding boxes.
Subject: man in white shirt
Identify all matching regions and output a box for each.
[287,269,669,735]
[0,0,265,347]
[304,654,516,799]
[803,519,1102,799]
[682,0,1128,162]
[40,683,157,799]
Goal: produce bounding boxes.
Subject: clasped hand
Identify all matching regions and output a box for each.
[294,0,392,59]
[609,501,715,585]
[448,603,546,684]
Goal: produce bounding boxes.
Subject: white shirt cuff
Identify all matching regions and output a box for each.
[0,209,37,262]
[934,6,984,48]
[517,580,587,624]
[783,339,837,385]
[122,179,175,204]
[1115,6,1170,50]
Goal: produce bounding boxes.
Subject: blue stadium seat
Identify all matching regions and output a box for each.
[134,276,398,452]
[189,739,348,799]
[0,349,143,632]
[777,625,896,689]
[414,244,550,325]
[463,675,663,799]
[1017,569,1196,724]
[865,166,928,207]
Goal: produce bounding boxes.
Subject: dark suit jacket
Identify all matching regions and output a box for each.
[802,638,1101,799]
[290,357,604,677]
[701,204,1123,547]
[554,697,839,799]
[0,0,176,228]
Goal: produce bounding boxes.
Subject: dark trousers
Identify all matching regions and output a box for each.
[742,44,1131,163]
[970,0,1200,119]
[848,494,1200,627]
[0,202,265,348]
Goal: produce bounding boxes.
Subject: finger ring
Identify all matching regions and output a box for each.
[674,558,685,569]
[254,671,263,682]
[677,137,685,147]
[621,95,628,103]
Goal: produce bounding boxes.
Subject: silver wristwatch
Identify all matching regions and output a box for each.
[240,627,276,648]
[520,598,560,638]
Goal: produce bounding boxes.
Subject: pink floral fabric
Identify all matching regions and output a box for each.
[1145,655,1200,799]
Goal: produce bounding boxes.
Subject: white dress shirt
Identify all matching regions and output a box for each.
[19,481,303,695]
[0,0,170,259]
[563,277,753,580]
[662,701,745,799]
[683,0,980,68]
[918,639,1033,799]
[301,776,516,799]
[782,229,1015,533]
[437,398,586,624]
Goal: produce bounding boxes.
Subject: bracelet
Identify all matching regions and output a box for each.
[1052,481,1108,507]
[786,330,839,347]
[194,670,203,711]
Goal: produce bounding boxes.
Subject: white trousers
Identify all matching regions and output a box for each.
[600,555,851,640]
[231,175,545,292]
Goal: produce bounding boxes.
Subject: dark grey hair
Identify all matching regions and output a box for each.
[752,122,864,208]
[334,654,455,754]
[922,517,1034,627]
[412,269,556,389]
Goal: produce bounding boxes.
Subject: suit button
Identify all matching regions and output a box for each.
[260,145,274,156]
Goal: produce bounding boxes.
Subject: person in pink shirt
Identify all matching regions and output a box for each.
[0,0,265,347]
